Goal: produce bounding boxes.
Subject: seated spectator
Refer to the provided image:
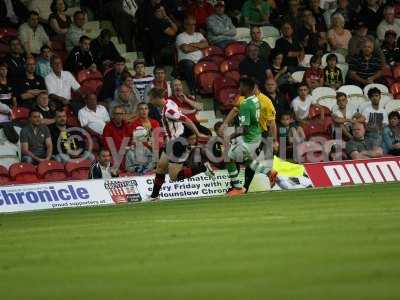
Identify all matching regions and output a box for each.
[264,78,290,120]
[45,56,81,108]
[150,5,178,65]
[100,57,127,102]
[78,93,110,137]
[88,148,118,179]
[307,0,328,34]
[324,0,356,29]
[327,13,351,55]
[382,111,400,155]
[90,29,121,71]
[297,9,327,55]
[144,65,172,103]
[348,38,384,87]
[18,10,50,56]
[0,62,17,111]
[65,35,96,74]
[34,92,55,125]
[132,59,154,101]
[345,122,384,159]
[332,92,358,140]
[239,44,269,87]
[65,10,86,53]
[267,49,293,90]
[0,0,29,28]
[176,16,209,94]
[20,109,53,164]
[35,45,53,78]
[15,57,47,108]
[359,0,383,33]
[323,53,344,90]
[49,109,94,162]
[0,124,20,168]
[382,30,400,67]
[3,38,26,81]
[302,55,324,91]
[291,83,320,123]
[48,0,72,39]
[249,25,271,61]
[275,21,303,71]
[278,111,305,158]
[206,1,236,48]
[113,71,141,104]
[110,85,139,121]
[360,87,388,148]
[377,6,400,42]
[185,0,214,30]
[29,0,52,23]
[241,0,271,26]
[131,102,163,142]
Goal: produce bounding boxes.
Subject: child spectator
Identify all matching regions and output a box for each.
[323,53,344,90]
[382,111,400,155]
[35,46,53,78]
[278,112,305,159]
[302,55,324,91]
[381,30,400,67]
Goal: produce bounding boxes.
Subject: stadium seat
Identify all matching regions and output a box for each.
[11,107,30,122]
[390,82,400,99]
[0,165,10,184]
[393,65,400,80]
[0,41,9,59]
[263,36,277,48]
[77,69,104,95]
[224,70,240,82]
[261,25,280,38]
[382,65,394,84]
[197,71,223,95]
[37,160,67,182]
[291,71,305,83]
[214,76,238,97]
[224,42,247,57]
[0,27,17,40]
[234,27,251,41]
[321,52,346,67]
[217,87,240,112]
[65,160,92,180]
[9,163,39,184]
[199,54,225,66]
[194,61,219,78]
[220,59,241,73]
[338,85,367,108]
[202,46,224,57]
[384,100,400,114]
[312,87,336,110]
[363,83,389,96]
[230,53,246,64]
[299,54,313,67]
[308,105,331,119]
[51,40,68,62]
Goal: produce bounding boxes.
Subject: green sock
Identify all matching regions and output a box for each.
[227,162,242,188]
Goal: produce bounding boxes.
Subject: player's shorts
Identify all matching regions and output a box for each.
[228,140,261,162]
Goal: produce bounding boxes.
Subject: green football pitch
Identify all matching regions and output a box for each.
[1,183,400,300]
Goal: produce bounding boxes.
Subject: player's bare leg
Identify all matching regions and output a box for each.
[149,152,169,200]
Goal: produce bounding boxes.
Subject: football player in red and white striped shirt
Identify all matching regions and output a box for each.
[147,88,214,200]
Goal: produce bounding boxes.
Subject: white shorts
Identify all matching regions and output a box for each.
[228,140,260,162]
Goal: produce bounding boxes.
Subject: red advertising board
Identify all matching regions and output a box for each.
[304,157,400,187]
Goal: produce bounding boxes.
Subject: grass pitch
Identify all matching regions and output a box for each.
[1,183,400,300]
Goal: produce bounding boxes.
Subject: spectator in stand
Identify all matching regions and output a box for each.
[0,124,20,168]
[327,13,352,55]
[34,92,55,126]
[359,0,383,34]
[185,0,214,31]
[28,0,52,24]
[360,87,388,148]
[131,102,161,134]
[150,4,178,65]
[249,25,271,61]
[176,16,209,94]
[297,9,327,55]
[348,38,384,87]
[302,54,324,91]
[291,83,322,123]
[264,78,290,120]
[113,72,141,103]
[345,122,383,159]
[88,148,118,179]
[0,0,29,28]
[49,109,94,163]
[331,92,358,140]
[0,62,17,110]
[278,111,305,158]
[323,53,343,90]
[280,0,302,33]
[382,111,400,155]
[48,0,72,39]
[267,49,294,92]
[15,57,47,108]
[241,0,271,26]
[275,21,303,72]
[65,10,86,53]
[144,65,172,103]
[65,35,96,74]
[78,93,110,137]
[239,44,269,87]
[45,56,81,109]
[206,1,236,48]
[90,29,121,71]
[100,57,127,102]
[132,59,154,101]
[307,0,327,32]
[111,84,139,121]
[324,0,356,29]
[35,45,53,78]
[382,30,400,67]
[20,109,53,164]
[377,6,400,42]
[18,10,50,56]
[3,38,26,81]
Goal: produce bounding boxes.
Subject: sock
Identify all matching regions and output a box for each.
[151,173,165,198]
[176,165,206,181]
[227,162,242,188]
[244,166,256,192]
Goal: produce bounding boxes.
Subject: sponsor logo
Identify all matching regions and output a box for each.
[104,179,142,203]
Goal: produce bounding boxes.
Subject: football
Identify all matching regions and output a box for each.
[133,126,149,142]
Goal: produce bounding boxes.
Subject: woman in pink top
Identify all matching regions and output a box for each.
[327,13,352,55]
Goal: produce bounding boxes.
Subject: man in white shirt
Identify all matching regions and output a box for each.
[331,92,359,140]
[176,16,209,94]
[377,6,400,41]
[18,11,50,56]
[78,93,110,137]
[291,83,317,122]
[45,56,81,110]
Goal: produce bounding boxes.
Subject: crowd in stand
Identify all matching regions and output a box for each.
[1,0,400,181]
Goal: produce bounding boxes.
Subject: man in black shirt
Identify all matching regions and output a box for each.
[275,21,303,71]
[90,29,121,71]
[3,37,26,81]
[239,43,269,87]
[15,57,46,108]
[34,92,55,126]
[65,35,96,75]
[265,78,290,120]
[0,62,16,109]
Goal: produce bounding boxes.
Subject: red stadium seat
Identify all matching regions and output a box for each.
[0,41,10,59]
[193,61,219,78]
[51,40,68,63]
[64,105,80,127]
[37,160,67,182]
[217,87,240,112]
[0,165,10,184]
[308,105,331,119]
[197,71,223,95]
[9,163,39,184]
[390,82,400,99]
[302,119,332,140]
[224,70,240,82]
[0,27,17,40]
[393,65,400,80]
[214,76,238,98]
[65,160,91,180]
[77,69,104,95]
[230,53,246,64]
[199,54,225,66]
[203,46,224,57]
[220,59,241,73]
[11,107,30,122]
[224,42,247,57]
